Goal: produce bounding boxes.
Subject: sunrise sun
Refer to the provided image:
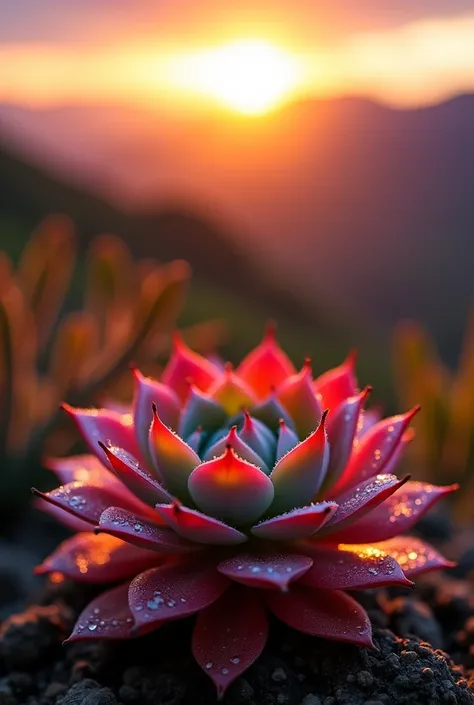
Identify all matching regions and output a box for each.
[169,40,303,115]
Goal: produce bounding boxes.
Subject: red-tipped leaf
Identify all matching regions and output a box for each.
[251,502,337,541]
[323,474,409,533]
[161,334,220,401]
[100,443,174,506]
[33,480,155,525]
[277,362,322,439]
[44,454,113,486]
[323,388,370,491]
[97,506,197,553]
[148,406,200,501]
[266,584,374,648]
[370,537,455,578]
[63,404,141,463]
[237,324,296,399]
[218,553,313,591]
[314,351,358,412]
[331,407,419,495]
[192,585,268,699]
[67,582,135,641]
[133,368,181,462]
[128,560,230,629]
[35,533,160,583]
[207,365,257,416]
[188,445,274,525]
[155,503,248,545]
[327,482,457,543]
[300,544,412,590]
[270,412,329,515]
[203,426,270,474]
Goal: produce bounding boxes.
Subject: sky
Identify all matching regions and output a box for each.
[1,1,474,110]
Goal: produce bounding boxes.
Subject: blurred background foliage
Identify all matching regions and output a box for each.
[0,216,225,523]
[394,316,474,519]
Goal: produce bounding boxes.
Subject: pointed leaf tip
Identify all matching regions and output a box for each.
[155,503,248,545]
[270,414,329,514]
[188,446,274,525]
[161,335,220,400]
[277,364,322,439]
[251,502,337,541]
[149,406,200,501]
[237,326,296,400]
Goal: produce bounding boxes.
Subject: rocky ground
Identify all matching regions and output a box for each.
[2,510,474,705]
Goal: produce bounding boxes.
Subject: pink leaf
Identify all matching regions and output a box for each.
[207,364,257,416]
[132,368,181,462]
[236,324,296,399]
[331,407,419,495]
[155,503,248,545]
[189,445,274,525]
[276,361,322,439]
[62,404,141,463]
[323,474,409,533]
[326,482,457,543]
[251,503,337,541]
[128,560,230,629]
[356,407,382,439]
[99,443,174,506]
[97,507,197,553]
[35,532,160,582]
[161,334,221,401]
[34,498,93,532]
[323,388,371,492]
[218,554,313,591]
[66,582,136,641]
[148,406,200,501]
[44,454,114,486]
[32,481,155,525]
[270,412,329,514]
[192,585,268,698]
[314,351,358,413]
[370,537,455,578]
[300,544,412,590]
[266,584,374,648]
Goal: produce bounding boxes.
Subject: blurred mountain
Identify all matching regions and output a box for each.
[0,139,333,332]
[1,95,473,362]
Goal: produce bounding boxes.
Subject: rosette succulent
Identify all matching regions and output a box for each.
[35,328,456,698]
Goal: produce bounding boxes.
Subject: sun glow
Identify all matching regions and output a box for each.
[168,40,304,115]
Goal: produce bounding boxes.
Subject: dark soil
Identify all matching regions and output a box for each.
[0,573,474,705]
[2,514,474,705]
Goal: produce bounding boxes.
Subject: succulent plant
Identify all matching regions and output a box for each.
[393,317,474,518]
[0,215,221,518]
[35,328,455,698]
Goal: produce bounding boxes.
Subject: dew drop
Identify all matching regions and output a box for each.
[205,661,214,670]
[250,566,261,574]
[88,623,97,631]
[230,657,241,664]
[221,667,229,675]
